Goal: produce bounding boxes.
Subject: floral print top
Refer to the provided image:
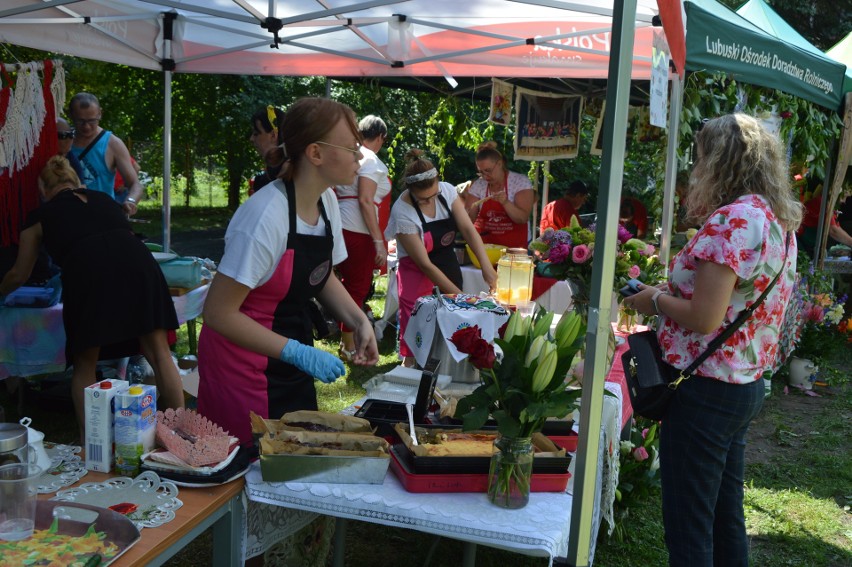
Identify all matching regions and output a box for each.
[658,195,797,384]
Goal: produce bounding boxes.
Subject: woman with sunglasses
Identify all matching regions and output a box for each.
[198,97,378,446]
[463,141,535,249]
[56,117,86,182]
[386,149,497,367]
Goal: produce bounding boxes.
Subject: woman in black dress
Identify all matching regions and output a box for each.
[1,156,183,435]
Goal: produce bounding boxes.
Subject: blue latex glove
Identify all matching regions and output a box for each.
[279,339,345,383]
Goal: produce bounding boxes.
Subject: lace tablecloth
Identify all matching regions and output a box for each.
[246,465,574,561]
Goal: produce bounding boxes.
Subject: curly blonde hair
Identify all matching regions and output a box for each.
[687,113,802,232]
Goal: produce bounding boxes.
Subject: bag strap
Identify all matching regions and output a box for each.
[77,129,107,162]
[673,232,791,386]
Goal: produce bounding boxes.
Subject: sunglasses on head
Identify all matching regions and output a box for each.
[57,130,76,140]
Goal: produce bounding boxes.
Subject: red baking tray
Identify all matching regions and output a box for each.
[389,445,571,493]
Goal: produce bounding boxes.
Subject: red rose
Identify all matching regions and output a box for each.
[468,338,496,369]
[497,321,508,338]
[450,326,483,354]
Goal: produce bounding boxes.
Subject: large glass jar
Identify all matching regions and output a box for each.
[496,248,533,307]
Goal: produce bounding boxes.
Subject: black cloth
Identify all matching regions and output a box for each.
[412,194,463,289]
[264,179,335,418]
[251,164,282,192]
[24,189,178,358]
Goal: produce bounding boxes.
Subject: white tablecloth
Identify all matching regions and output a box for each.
[460,265,574,314]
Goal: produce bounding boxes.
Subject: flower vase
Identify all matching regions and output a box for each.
[488,435,534,509]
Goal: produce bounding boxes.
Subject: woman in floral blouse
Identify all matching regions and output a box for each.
[625,114,802,567]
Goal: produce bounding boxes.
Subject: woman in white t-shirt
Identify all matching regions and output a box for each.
[197,98,379,446]
[334,115,392,359]
[386,150,497,367]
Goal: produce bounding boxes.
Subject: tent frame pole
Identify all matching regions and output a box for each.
[566,0,636,565]
[658,72,683,273]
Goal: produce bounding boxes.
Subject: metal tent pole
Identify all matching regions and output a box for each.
[566,0,637,565]
[161,12,176,252]
[658,72,683,273]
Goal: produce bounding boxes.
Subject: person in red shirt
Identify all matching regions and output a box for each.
[797,193,852,256]
[619,196,649,239]
[539,181,588,234]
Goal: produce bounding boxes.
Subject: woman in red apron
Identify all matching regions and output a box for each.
[388,150,497,367]
[197,98,379,446]
[463,141,536,249]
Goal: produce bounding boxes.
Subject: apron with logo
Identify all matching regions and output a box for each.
[397,194,462,356]
[474,176,528,249]
[198,180,333,445]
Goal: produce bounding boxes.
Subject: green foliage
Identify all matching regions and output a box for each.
[678,71,843,181]
[611,417,661,542]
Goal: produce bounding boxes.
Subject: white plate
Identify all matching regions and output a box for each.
[152,251,177,262]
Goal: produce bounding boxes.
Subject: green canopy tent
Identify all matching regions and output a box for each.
[736,0,851,262]
[827,31,852,94]
[683,0,846,110]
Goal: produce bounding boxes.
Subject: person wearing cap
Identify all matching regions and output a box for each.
[539,180,589,233]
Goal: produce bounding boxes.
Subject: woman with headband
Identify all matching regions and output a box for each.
[386,149,497,367]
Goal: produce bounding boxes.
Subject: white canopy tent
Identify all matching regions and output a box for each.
[1,2,677,565]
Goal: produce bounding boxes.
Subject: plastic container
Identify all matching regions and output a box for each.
[0,423,29,468]
[84,379,130,472]
[389,445,570,493]
[114,385,157,476]
[495,248,534,306]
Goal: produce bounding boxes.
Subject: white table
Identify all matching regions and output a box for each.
[244,386,622,566]
[460,265,574,314]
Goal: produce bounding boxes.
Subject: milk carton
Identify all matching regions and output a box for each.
[84,379,129,472]
[114,385,157,476]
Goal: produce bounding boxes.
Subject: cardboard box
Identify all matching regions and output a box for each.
[84,379,129,472]
[114,384,157,476]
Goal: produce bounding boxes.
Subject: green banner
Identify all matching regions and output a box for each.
[685,0,846,110]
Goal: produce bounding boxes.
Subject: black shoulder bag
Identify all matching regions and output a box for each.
[622,233,790,421]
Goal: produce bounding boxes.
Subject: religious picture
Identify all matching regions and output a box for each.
[513,87,583,161]
[489,79,514,126]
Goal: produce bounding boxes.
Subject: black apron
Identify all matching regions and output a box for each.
[265,179,334,416]
[412,193,463,289]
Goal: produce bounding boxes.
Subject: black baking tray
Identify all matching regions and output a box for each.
[393,426,572,475]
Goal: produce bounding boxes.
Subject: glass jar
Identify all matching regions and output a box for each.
[488,435,534,509]
[496,248,534,307]
[0,423,29,468]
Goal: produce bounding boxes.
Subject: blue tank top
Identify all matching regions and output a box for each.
[71,131,115,199]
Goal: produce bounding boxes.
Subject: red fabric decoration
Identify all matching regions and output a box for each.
[0,60,57,247]
[532,274,558,301]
